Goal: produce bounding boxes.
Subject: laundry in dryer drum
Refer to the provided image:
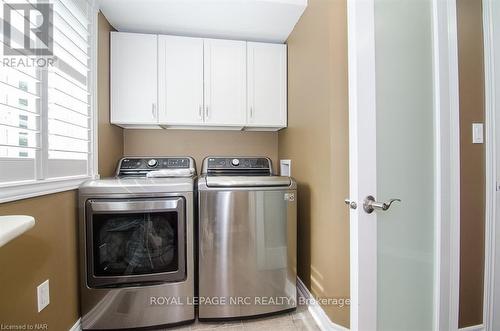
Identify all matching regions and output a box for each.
[96,215,178,275]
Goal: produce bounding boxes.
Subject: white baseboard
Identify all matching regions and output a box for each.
[297,278,349,331]
[69,318,81,331]
[458,324,485,331]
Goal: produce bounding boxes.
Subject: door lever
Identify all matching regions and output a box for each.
[344,199,357,210]
[363,196,401,214]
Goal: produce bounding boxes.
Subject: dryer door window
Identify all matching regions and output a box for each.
[86,197,186,288]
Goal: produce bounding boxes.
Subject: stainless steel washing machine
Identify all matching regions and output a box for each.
[197,156,297,320]
[78,157,196,330]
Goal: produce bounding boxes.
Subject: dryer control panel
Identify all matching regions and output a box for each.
[116,157,194,177]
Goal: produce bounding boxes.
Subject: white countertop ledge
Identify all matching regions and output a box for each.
[0,215,35,248]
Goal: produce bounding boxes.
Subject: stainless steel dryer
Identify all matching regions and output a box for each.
[197,157,297,320]
[78,157,196,330]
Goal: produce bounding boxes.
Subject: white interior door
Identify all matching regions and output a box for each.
[347,0,439,330]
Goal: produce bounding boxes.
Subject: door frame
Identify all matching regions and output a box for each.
[482,1,498,330]
[432,1,461,330]
[346,0,377,329]
[346,0,461,330]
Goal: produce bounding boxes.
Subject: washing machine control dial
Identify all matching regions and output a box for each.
[147,159,158,168]
[231,158,240,166]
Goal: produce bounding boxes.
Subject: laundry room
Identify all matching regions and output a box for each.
[0,0,498,331]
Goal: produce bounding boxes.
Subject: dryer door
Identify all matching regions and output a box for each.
[85,197,186,288]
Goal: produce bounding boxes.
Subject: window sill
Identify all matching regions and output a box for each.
[0,176,94,203]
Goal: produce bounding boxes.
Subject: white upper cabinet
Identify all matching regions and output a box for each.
[158,35,204,126]
[111,32,158,127]
[203,39,246,127]
[247,42,287,129]
[110,32,287,130]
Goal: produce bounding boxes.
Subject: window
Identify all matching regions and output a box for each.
[0,0,97,202]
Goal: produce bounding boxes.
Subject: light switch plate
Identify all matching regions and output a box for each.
[37,280,50,312]
[472,123,484,144]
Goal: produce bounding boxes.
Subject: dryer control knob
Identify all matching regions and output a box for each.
[147,159,158,167]
[231,158,240,166]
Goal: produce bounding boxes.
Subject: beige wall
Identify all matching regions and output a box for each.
[98,12,123,177]
[279,0,350,327]
[123,130,278,173]
[0,13,121,330]
[457,0,486,327]
[0,191,80,330]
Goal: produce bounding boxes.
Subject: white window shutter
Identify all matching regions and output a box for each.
[0,0,96,191]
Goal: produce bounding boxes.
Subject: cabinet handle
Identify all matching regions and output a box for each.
[250,106,254,118]
[152,103,156,119]
[205,105,209,119]
[199,105,203,120]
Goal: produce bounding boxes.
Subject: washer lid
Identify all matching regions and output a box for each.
[205,176,291,188]
[79,177,194,195]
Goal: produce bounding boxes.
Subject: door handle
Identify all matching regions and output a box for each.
[344,199,357,210]
[152,103,156,119]
[363,195,401,214]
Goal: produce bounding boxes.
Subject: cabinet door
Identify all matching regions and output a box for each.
[203,39,246,127]
[158,35,204,125]
[111,32,158,125]
[247,42,287,128]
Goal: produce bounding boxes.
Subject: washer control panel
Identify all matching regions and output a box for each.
[204,157,272,175]
[147,159,158,168]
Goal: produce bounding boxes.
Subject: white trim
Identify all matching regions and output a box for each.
[488,1,500,330]
[90,0,99,179]
[458,324,485,331]
[431,0,461,330]
[482,1,497,331]
[296,278,349,331]
[0,176,90,203]
[346,0,378,329]
[69,318,81,331]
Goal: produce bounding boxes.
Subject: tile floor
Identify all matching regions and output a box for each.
[156,304,320,331]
